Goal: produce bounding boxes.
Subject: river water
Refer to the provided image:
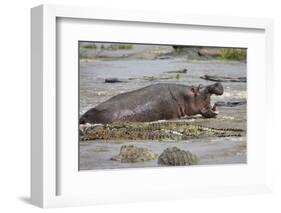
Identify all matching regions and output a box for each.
[79,46,247,170]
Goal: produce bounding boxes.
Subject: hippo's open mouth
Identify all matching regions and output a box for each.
[211,103,218,115]
[199,82,223,118]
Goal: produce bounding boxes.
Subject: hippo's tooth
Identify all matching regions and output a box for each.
[211,103,217,111]
[211,103,219,114]
[213,110,219,115]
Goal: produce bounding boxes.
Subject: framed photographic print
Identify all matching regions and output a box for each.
[31,4,274,208]
[78,41,247,170]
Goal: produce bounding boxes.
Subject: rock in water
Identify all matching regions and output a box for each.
[215,100,246,107]
[165,68,188,74]
[200,75,247,83]
[198,48,221,57]
[105,78,126,83]
[111,145,158,163]
[158,147,198,166]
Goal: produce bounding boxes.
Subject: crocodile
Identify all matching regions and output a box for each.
[80,120,244,141]
[158,147,199,166]
[111,145,158,163]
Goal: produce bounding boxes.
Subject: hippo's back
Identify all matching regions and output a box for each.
[80,83,188,124]
[96,84,186,110]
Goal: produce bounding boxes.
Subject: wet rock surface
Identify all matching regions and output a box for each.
[215,100,246,107]
[200,75,247,83]
[111,145,157,163]
[165,68,188,74]
[198,48,221,58]
[104,78,127,83]
[158,147,198,166]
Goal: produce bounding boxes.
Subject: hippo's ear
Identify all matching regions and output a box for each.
[191,86,198,96]
[191,84,203,96]
[191,86,196,94]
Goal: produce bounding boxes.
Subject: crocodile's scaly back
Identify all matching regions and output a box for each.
[80,120,244,141]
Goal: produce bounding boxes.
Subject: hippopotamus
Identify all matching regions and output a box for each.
[80,82,224,124]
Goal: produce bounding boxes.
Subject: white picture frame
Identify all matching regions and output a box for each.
[31,4,274,208]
